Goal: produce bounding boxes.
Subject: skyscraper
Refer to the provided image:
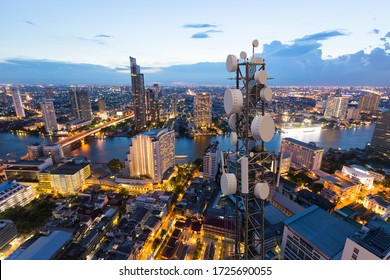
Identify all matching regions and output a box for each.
[358,94,380,113]
[41,99,58,133]
[130,57,146,130]
[369,110,390,156]
[203,141,220,181]
[146,88,159,123]
[43,144,63,164]
[69,90,92,121]
[98,98,106,113]
[194,92,212,130]
[9,87,25,118]
[125,129,175,183]
[324,95,349,120]
[0,88,7,104]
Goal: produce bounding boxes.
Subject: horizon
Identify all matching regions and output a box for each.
[1,0,390,85]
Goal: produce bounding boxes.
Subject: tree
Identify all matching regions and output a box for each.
[108,158,123,170]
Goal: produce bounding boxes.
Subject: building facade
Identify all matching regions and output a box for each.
[280,206,358,260]
[41,99,58,133]
[280,138,323,170]
[49,157,91,195]
[9,87,25,118]
[0,181,35,212]
[203,141,219,181]
[43,144,63,164]
[194,92,212,130]
[368,110,390,156]
[69,90,92,121]
[130,57,146,130]
[125,129,175,183]
[0,220,18,250]
[358,94,380,113]
[324,95,349,120]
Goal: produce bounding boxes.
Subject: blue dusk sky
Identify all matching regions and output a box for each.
[0,0,389,86]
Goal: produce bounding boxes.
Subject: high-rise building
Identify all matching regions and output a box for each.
[170,92,177,118]
[358,94,380,113]
[324,95,349,120]
[346,107,360,120]
[130,57,146,130]
[280,138,324,170]
[280,205,358,260]
[44,87,54,99]
[0,181,35,212]
[203,141,219,181]
[341,219,390,260]
[98,98,106,113]
[194,92,212,130]
[125,129,175,183]
[27,143,44,160]
[146,88,159,123]
[368,110,390,156]
[0,220,18,250]
[69,90,92,121]
[41,99,58,133]
[9,87,25,118]
[0,88,7,104]
[43,144,63,164]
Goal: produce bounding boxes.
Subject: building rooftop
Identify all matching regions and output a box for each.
[11,230,72,260]
[283,137,324,151]
[271,191,305,215]
[366,194,390,208]
[285,205,359,259]
[50,161,89,175]
[0,180,20,193]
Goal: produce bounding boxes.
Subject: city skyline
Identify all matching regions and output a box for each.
[0,0,389,85]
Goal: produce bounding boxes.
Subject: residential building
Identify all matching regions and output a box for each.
[41,99,58,133]
[323,171,361,200]
[324,95,349,120]
[368,110,390,156]
[9,87,25,118]
[0,89,7,103]
[0,220,18,250]
[280,138,323,170]
[194,92,212,130]
[203,141,219,181]
[280,205,358,260]
[363,194,390,216]
[69,90,92,121]
[43,144,63,164]
[0,181,35,212]
[130,57,146,130]
[125,129,175,183]
[358,94,380,113]
[49,157,91,195]
[98,98,106,112]
[342,219,390,260]
[346,107,360,120]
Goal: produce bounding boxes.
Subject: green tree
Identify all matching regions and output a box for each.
[108,158,123,170]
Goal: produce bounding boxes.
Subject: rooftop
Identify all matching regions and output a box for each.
[0,180,20,193]
[283,137,324,151]
[11,230,72,260]
[285,205,359,259]
[50,161,89,175]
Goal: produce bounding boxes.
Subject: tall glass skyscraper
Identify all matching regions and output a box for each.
[41,99,58,133]
[8,87,25,118]
[69,90,92,121]
[130,57,146,130]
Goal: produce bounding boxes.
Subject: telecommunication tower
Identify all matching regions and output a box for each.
[220,39,278,260]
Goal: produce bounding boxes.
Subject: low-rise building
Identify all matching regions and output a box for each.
[363,194,390,217]
[0,180,35,212]
[0,220,18,250]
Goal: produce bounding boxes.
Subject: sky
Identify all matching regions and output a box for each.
[0,0,389,86]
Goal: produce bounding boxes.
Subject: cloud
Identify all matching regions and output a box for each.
[205,29,223,33]
[77,36,106,45]
[25,21,35,25]
[95,34,112,38]
[295,30,346,43]
[183,24,217,28]
[191,33,210,39]
[372,29,380,34]
[385,32,390,37]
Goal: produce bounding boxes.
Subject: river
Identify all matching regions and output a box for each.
[0,124,376,163]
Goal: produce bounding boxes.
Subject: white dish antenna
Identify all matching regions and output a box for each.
[226,54,238,72]
[250,115,275,142]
